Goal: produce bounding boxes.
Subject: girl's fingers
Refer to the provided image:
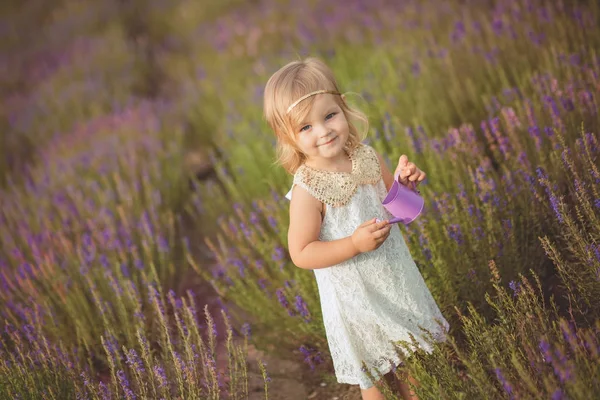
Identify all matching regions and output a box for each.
[373,225,391,239]
[402,166,415,179]
[361,218,378,227]
[371,220,389,231]
[409,169,426,182]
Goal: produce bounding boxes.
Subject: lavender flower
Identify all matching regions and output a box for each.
[117,370,136,400]
[98,382,111,400]
[560,320,579,353]
[276,289,294,316]
[121,263,130,278]
[299,345,323,371]
[418,232,432,261]
[552,347,575,383]
[494,367,514,399]
[230,258,245,277]
[268,216,278,230]
[272,247,285,261]
[508,281,521,297]
[125,348,145,374]
[157,236,169,253]
[239,222,252,239]
[539,339,552,362]
[467,269,477,283]
[153,365,167,388]
[447,224,464,245]
[294,295,311,321]
[450,20,466,43]
[241,323,251,339]
[405,127,423,154]
[411,61,420,77]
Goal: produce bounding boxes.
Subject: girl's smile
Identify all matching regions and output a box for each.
[319,135,338,146]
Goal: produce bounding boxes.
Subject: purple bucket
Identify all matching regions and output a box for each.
[382,175,424,225]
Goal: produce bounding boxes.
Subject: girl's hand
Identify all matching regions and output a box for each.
[351,218,391,253]
[394,155,426,187]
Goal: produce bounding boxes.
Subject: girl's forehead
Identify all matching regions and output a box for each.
[306,94,338,115]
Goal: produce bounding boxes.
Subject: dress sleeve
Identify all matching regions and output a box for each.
[285,185,294,201]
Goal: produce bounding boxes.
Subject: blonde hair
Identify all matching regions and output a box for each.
[263,57,369,174]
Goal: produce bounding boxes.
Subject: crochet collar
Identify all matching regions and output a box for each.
[293,144,381,207]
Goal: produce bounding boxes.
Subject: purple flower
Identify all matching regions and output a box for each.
[560,320,578,353]
[103,333,120,361]
[548,194,563,223]
[467,269,477,282]
[447,224,464,245]
[472,226,485,241]
[508,281,521,297]
[157,236,169,253]
[276,289,294,316]
[536,167,564,223]
[539,339,552,362]
[239,222,252,239]
[230,258,245,277]
[121,263,130,278]
[494,368,514,399]
[100,254,109,268]
[117,370,136,400]
[268,216,278,230]
[418,232,432,261]
[98,382,111,400]
[450,20,466,43]
[294,295,311,321]
[552,347,575,383]
[168,289,183,310]
[299,345,323,371]
[492,17,503,35]
[405,127,423,154]
[153,365,167,388]
[257,279,268,294]
[411,61,420,77]
[241,323,251,339]
[272,247,285,261]
[125,348,145,374]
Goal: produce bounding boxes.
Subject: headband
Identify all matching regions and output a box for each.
[286,90,341,114]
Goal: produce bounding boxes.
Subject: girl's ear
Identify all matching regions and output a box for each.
[341,94,346,103]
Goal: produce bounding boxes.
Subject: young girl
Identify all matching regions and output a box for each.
[263,57,450,400]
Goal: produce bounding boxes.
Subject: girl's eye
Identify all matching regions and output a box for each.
[325,112,336,120]
[300,125,311,132]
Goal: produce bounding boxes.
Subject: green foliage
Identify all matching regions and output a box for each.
[1,0,600,398]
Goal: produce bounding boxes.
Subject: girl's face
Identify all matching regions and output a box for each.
[292,94,350,166]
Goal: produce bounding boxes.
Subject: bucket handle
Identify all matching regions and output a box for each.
[394,172,421,194]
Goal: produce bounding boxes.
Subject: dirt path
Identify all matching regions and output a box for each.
[176,239,362,400]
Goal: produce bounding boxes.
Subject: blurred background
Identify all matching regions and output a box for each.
[1,0,599,399]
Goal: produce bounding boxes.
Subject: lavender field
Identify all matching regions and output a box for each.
[1,0,599,399]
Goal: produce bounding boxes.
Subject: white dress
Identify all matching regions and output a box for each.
[286,144,450,389]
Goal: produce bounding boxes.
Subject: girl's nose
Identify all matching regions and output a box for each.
[317,125,332,138]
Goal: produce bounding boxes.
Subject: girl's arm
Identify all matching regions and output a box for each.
[375,151,395,191]
[288,185,360,270]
